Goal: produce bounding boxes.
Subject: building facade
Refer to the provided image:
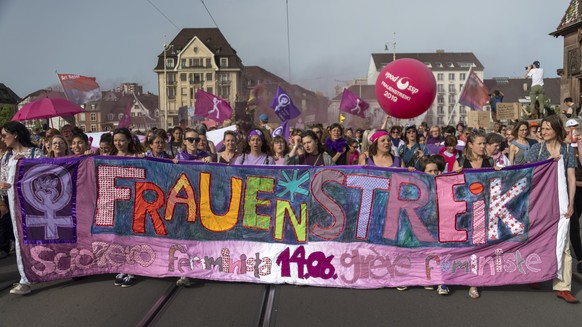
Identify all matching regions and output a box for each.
[154,28,244,129]
[551,0,582,109]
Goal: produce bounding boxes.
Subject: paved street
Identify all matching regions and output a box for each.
[1,252,581,327]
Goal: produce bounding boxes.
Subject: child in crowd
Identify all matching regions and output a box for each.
[439,135,459,172]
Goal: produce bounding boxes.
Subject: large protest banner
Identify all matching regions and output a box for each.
[9,157,566,289]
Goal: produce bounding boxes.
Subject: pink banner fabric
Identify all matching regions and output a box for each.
[11,157,564,288]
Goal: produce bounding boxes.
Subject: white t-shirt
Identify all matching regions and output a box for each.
[528,68,544,87]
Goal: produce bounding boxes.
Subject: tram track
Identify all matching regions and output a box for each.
[137,282,278,327]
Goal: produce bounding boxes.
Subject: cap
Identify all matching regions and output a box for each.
[259,114,268,122]
[533,60,540,66]
[529,121,540,127]
[566,119,579,128]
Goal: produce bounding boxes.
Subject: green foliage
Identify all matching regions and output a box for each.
[0,105,15,126]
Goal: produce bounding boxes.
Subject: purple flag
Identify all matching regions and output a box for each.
[458,68,490,111]
[195,89,233,124]
[118,99,134,128]
[270,86,301,121]
[272,119,290,141]
[339,88,369,118]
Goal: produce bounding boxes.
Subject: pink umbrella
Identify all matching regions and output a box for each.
[12,98,85,121]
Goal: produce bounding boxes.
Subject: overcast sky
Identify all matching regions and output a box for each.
[0,0,570,99]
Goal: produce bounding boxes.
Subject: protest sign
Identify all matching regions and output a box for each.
[10,157,564,288]
[496,103,520,121]
[467,111,492,129]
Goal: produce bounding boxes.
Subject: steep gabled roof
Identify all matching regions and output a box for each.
[371,52,484,71]
[551,0,582,36]
[0,83,21,104]
[154,28,242,70]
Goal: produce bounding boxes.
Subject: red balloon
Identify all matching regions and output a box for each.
[375,58,437,119]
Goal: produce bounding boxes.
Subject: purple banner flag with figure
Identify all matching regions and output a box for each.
[270,86,301,121]
[458,68,490,110]
[194,89,233,124]
[10,157,568,289]
[272,119,290,140]
[339,88,369,118]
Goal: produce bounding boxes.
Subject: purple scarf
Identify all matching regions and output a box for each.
[325,137,347,154]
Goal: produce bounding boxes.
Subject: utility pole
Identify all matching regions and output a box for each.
[163,43,173,130]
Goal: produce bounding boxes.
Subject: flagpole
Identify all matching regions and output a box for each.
[446,66,472,126]
[54,69,71,128]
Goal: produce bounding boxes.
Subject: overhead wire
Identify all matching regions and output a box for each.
[200,0,219,28]
[145,0,181,31]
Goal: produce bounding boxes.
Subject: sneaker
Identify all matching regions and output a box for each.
[0,250,8,259]
[114,273,126,286]
[423,286,434,290]
[176,277,191,287]
[396,286,408,291]
[10,283,31,295]
[120,275,136,288]
[437,285,450,295]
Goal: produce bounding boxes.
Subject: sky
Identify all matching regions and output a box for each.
[0,0,571,100]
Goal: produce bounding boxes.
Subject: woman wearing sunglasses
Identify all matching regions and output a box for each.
[175,128,212,162]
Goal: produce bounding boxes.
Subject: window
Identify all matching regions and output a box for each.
[180,73,187,81]
[181,59,188,68]
[449,105,455,113]
[205,58,211,67]
[449,73,455,80]
[437,95,445,104]
[437,117,444,125]
[448,95,455,102]
[182,87,188,96]
[437,84,445,93]
[155,109,160,117]
[168,87,176,98]
[460,73,466,80]
[206,73,213,81]
[206,86,213,94]
[437,73,444,81]
[437,106,444,114]
[167,73,176,85]
[448,84,456,92]
[131,112,136,117]
[190,58,203,67]
[165,58,174,68]
[79,113,86,122]
[91,104,97,111]
[220,57,229,67]
[460,106,466,114]
[107,113,114,120]
[447,62,454,68]
[219,85,230,98]
[90,113,96,121]
[118,113,124,120]
[80,125,86,132]
[189,73,203,84]
[435,62,443,68]
[90,124,97,132]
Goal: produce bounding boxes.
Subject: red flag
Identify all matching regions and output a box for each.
[458,68,489,110]
[57,74,102,105]
[194,89,233,124]
[339,88,369,118]
[118,99,134,128]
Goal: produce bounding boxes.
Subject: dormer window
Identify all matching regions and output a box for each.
[220,57,229,67]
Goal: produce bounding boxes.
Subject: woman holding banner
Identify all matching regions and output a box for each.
[145,129,173,159]
[175,128,212,162]
[0,122,45,295]
[233,129,275,165]
[47,135,71,158]
[358,130,401,167]
[217,130,239,164]
[526,115,579,303]
[110,127,141,288]
[285,130,333,166]
[452,130,501,299]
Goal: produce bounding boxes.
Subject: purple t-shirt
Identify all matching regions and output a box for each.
[233,153,275,165]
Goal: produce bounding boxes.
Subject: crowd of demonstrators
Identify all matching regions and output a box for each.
[1,115,582,303]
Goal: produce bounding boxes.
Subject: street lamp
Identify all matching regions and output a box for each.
[163,43,174,130]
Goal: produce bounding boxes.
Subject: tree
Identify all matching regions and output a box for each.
[0,104,15,126]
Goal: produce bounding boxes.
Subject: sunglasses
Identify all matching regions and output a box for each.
[185,137,200,143]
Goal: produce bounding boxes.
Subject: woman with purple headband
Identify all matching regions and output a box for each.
[358,130,401,168]
[232,129,275,165]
